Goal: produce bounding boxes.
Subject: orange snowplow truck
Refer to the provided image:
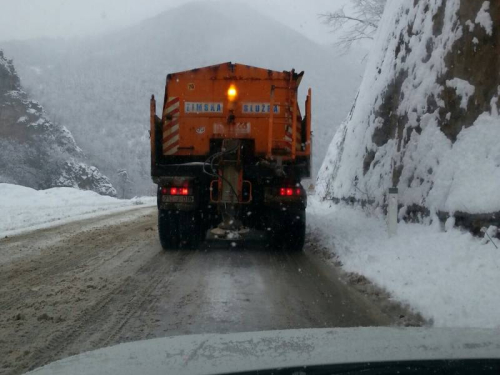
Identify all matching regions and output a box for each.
[150,62,311,251]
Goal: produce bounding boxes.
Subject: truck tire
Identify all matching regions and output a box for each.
[178,211,202,249]
[271,209,306,252]
[158,210,180,250]
[285,210,306,252]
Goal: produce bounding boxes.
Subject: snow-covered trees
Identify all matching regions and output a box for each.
[0,50,117,196]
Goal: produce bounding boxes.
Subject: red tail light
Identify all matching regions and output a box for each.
[279,187,301,197]
[161,186,191,195]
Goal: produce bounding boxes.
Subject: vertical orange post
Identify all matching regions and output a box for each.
[267,85,275,158]
[306,88,312,155]
[291,88,297,160]
[150,95,156,166]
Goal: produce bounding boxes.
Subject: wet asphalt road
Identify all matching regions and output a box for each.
[0,207,394,375]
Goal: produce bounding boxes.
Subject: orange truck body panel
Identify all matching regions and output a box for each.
[157,62,311,161]
[150,63,311,250]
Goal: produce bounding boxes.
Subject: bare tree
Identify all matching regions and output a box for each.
[320,0,387,52]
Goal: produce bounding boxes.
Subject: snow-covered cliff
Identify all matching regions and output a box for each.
[317,0,499,220]
[0,51,116,196]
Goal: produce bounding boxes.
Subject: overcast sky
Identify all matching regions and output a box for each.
[0,0,350,44]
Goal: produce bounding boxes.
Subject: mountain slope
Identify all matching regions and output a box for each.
[2,0,365,194]
[0,51,116,196]
[317,0,499,224]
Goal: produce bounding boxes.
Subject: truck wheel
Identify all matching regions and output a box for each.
[158,210,180,250]
[178,211,202,249]
[271,210,306,252]
[285,210,306,252]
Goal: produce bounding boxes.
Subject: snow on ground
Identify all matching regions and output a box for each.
[0,183,155,237]
[307,196,500,328]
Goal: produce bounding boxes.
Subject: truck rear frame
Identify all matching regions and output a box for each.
[150,62,311,250]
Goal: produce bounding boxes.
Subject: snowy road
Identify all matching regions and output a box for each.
[1,207,402,375]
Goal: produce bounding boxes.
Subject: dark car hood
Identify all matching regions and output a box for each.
[27,327,500,375]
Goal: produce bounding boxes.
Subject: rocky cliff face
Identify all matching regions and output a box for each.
[0,51,116,196]
[317,0,499,222]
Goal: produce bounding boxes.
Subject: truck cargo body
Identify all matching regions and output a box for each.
[150,62,311,250]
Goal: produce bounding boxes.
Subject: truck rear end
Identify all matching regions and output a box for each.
[150,62,311,250]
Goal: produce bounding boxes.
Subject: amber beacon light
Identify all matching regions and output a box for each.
[227,84,237,101]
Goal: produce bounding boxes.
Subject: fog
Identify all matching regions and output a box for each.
[1,0,367,195]
[0,0,351,44]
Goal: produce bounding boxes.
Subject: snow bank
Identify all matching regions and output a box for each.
[316,0,500,216]
[0,184,155,237]
[307,196,500,328]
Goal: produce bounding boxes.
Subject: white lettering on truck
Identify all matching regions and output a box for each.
[242,103,280,114]
[185,102,223,113]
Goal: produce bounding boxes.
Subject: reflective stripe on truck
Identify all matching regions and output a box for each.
[163,97,180,155]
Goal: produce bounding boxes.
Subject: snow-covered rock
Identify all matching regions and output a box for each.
[317,0,499,218]
[0,50,117,196]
